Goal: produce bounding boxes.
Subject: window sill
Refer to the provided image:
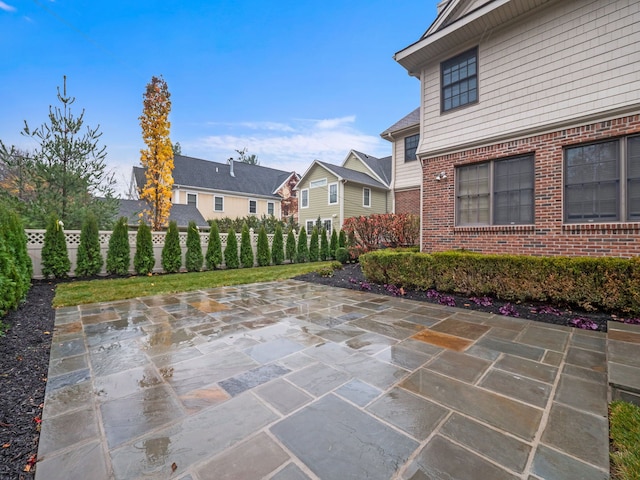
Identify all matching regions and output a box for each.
[454,224,535,233]
[562,223,640,234]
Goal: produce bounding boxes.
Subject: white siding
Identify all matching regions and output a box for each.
[420,0,640,155]
[393,126,422,190]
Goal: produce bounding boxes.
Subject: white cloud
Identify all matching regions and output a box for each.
[184,116,388,174]
[0,2,16,12]
[315,115,356,130]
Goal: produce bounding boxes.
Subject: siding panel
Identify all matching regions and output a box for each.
[420,0,640,155]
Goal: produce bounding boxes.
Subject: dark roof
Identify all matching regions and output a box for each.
[117,199,209,228]
[352,151,392,186]
[380,107,420,137]
[133,155,296,199]
[316,161,389,190]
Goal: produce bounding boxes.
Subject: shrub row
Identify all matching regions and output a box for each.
[0,206,32,317]
[360,250,640,314]
[342,213,419,257]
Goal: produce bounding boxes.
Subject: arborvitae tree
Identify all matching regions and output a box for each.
[271,224,284,265]
[0,205,31,314]
[139,75,174,230]
[286,228,296,263]
[320,228,329,261]
[161,221,181,273]
[205,220,223,270]
[133,222,155,275]
[106,217,130,276]
[185,221,203,272]
[309,227,319,262]
[42,215,71,278]
[75,212,102,277]
[338,229,347,248]
[256,225,270,267]
[296,226,309,263]
[240,223,254,268]
[224,227,239,269]
[330,229,338,259]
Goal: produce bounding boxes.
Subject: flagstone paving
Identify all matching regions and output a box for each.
[36,280,611,479]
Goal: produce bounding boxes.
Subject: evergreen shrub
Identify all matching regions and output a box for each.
[133,222,155,275]
[106,217,130,276]
[76,213,103,277]
[42,215,71,278]
[185,221,203,272]
[161,221,182,273]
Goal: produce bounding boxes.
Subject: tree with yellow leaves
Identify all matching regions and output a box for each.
[139,76,173,230]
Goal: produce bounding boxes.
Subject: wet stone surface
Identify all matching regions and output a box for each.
[37,280,612,479]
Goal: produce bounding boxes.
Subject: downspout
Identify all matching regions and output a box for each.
[384,132,396,214]
[339,179,345,230]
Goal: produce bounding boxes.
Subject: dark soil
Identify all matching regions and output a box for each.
[295,263,620,332]
[0,264,628,478]
[0,282,55,480]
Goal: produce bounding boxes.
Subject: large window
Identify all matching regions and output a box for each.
[405,134,419,162]
[565,136,640,222]
[456,154,534,226]
[442,47,478,112]
[363,188,371,207]
[301,189,309,208]
[328,183,338,204]
[214,196,224,212]
[187,193,197,207]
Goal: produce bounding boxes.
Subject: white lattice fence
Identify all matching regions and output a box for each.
[26,229,284,278]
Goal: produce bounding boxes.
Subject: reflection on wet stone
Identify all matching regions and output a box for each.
[219,364,290,396]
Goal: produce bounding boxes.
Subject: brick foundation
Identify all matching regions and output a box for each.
[421,114,640,258]
[395,189,421,216]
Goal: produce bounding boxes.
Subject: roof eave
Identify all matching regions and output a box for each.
[395,0,547,74]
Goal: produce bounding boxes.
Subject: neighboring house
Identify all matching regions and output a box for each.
[296,150,391,233]
[131,155,299,224]
[117,199,209,228]
[394,0,640,258]
[380,107,421,215]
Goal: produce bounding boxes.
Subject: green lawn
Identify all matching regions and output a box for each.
[610,400,640,480]
[53,262,333,307]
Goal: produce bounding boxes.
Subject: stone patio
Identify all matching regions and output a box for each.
[36,280,610,479]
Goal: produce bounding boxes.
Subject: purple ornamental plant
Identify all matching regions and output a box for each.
[499,303,520,317]
[470,296,493,307]
[570,317,599,330]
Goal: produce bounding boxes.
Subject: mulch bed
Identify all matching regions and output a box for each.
[0,282,56,480]
[0,264,627,478]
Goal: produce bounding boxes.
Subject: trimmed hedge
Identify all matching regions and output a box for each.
[360,250,640,315]
[0,206,32,316]
[271,224,284,265]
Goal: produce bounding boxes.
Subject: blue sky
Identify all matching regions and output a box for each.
[1,1,439,195]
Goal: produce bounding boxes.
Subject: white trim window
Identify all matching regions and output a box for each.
[306,220,314,233]
[363,187,371,207]
[328,183,338,205]
[267,201,275,216]
[301,189,309,208]
[310,178,327,188]
[322,219,332,232]
[248,199,257,214]
[187,192,197,207]
[214,195,224,212]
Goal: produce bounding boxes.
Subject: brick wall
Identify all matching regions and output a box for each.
[421,114,640,258]
[395,189,420,216]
